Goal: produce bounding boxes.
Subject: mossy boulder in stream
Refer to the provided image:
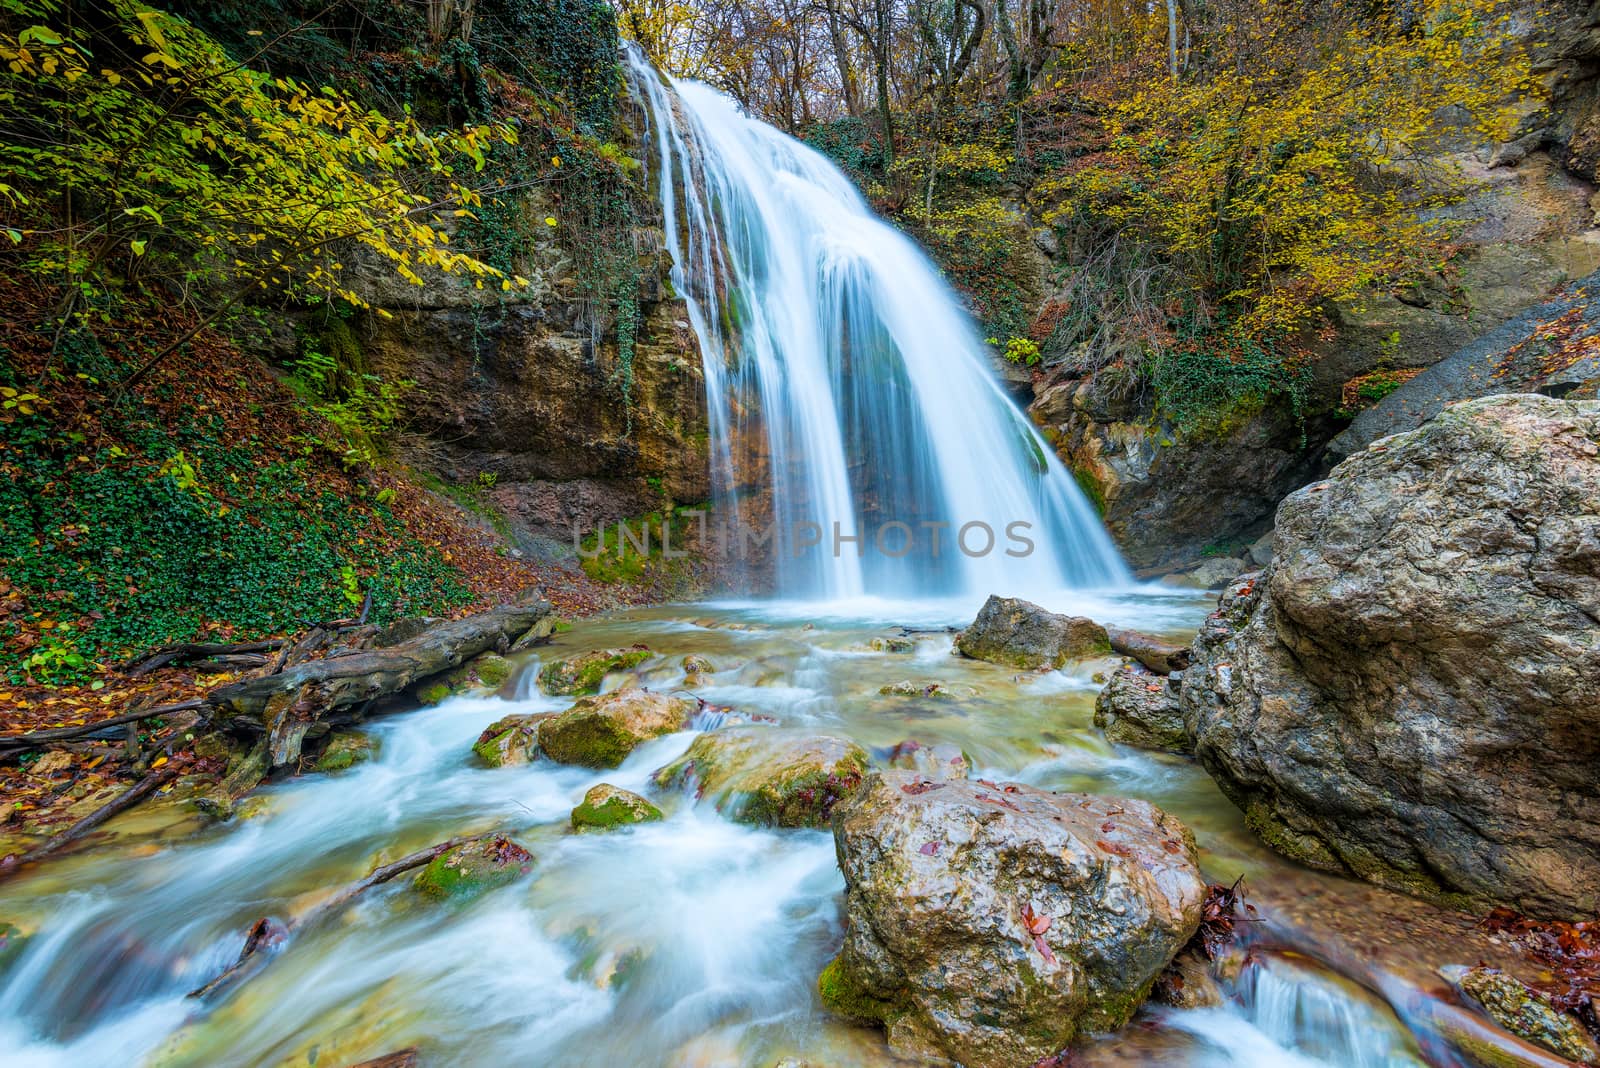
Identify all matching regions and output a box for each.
[315,732,377,772]
[955,595,1110,669]
[654,727,869,828]
[413,836,535,900]
[1450,966,1600,1065]
[472,713,557,767]
[819,770,1205,1067]
[540,689,696,768]
[538,646,653,696]
[571,784,663,831]
[415,652,515,706]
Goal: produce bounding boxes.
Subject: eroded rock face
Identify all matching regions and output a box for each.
[1095,665,1188,753]
[1181,396,1600,918]
[540,689,696,768]
[821,771,1205,1068]
[654,727,868,827]
[955,595,1110,669]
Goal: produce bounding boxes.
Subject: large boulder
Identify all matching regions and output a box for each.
[1181,396,1600,918]
[1095,665,1189,753]
[540,690,696,768]
[654,728,869,828]
[955,595,1110,669]
[820,771,1205,1068]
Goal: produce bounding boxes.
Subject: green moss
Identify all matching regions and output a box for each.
[315,732,375,773]
[571,788,662,831]
[415,680,452,706]
[413,836,534,900]
[539,715,633,768]
[538,647,651,696]
[1071,466,1108,517]
[817,955,900,1025]
[471,653,512,688]
[739,754,868,829]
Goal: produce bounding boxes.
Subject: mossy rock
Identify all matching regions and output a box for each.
[878,680,979,699]
[1454,966,1600,1065]
[413,836,535,900]
[416,652,516,707]
[818,955,901,1025]
[472,713,556,768]
[654,727,869,828]
[540,689,696,768]
[315,732,377,773]
[538,646,653,696]
[571,784,663,832]
[868,637,916,653]
[680,653,715,674]
[0,921,28,974]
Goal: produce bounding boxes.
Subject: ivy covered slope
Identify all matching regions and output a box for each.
[0,0,703,694]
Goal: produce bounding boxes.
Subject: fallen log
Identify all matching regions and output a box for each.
[188,835,476,1001]
[0,699,206,755]
[123,641,284,678]
[1105,625,1192,675]
[0,765,180,881]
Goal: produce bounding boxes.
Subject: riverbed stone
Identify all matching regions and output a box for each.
[868,636,915,653]
[540,689,696,768]
[570,784,663,831]
[878,680,979,699]
[1181,396,1600,918]
[654,727,869,827]
[1454,966,1600,1065]
[538,646,653,696]
[955,595,1110,669]
[472,712,556,767]
[884,739,971,780]
[314,731,376,772]
[820,770,1205,1067]
[413,835,534,900]
[1095,665,1189,752]
[415,652,515,705]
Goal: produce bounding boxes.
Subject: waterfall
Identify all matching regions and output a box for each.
[625,51,1129,599]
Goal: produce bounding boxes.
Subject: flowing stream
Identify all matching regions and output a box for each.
[0,594,1440,1067]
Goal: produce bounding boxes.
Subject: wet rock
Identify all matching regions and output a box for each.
[1095,665,1189,753]
[654,727,869,828]
[540,689,696,768]
[1244,530,1275,568]
[820,771,1205,1067]
[1152,947,1227,1010]
[472,712,556,767]
[570,784,663,831]
[1104,625,1191,675]
[884,739,971,780]
[1181,396,1600,918]
[413,835,534,900]
[1451,966,1600,1065]
[955,595,1110,669]
[1167,557,1245,590]
[868,636,915,653]
[538,646,653,696]
[877,680,979,699]
[680,653,715,675]
[0,921,27,973]
[314,732,376,773]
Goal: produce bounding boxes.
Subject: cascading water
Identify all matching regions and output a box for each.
[625,51,1129,599]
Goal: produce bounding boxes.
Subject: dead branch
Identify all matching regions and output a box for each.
[123,641,285,678]
[0,699,206,755]
[0,765,180,881]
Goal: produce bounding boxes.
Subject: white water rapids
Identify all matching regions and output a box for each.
[626,49,1127,598]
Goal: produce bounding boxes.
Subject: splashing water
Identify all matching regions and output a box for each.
[625,50,1128,599]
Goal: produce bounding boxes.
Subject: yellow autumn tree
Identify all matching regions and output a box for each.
[1045,0,1536,344]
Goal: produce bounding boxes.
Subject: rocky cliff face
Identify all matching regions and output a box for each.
[1177,395,1600,919]
[1024,0,1600,572]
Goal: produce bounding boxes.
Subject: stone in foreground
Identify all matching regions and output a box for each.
[1451,966,1600,1065]
[571,784,663,832]
[654,727,868,828]
[1181,396,1600,918]
[472,713,556,767]
[955,595,1110,669]
[540,689,696,768]
[413,836,534,900]
[538,646,652,696]
[1095,665,1189,753]
[821,770,1205,1068]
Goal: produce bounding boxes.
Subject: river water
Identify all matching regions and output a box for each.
[0,589,1443,1067]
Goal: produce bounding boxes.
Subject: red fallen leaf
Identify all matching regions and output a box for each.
[900,780,946,795]
[975,793,1021,811]
[1033,933,1057,964]
[1100,821,1115,833]
[1162,839,1183,854]
[919,841,941,855]
[1096,839,1132,857]
[1002,784,1021,793]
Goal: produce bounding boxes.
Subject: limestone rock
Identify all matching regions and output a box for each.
[540,689,696,768]
[1453,966,1600,1065]
[1095,665,1189,753]
[472,713,556,767]
[1182,396,1600,918]
[538,646,653,696]
[654,727,868,828]
[413,836,534,900]
[955,595,1110,669]
[570,784,664,831]
[820,771,1205,1068]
